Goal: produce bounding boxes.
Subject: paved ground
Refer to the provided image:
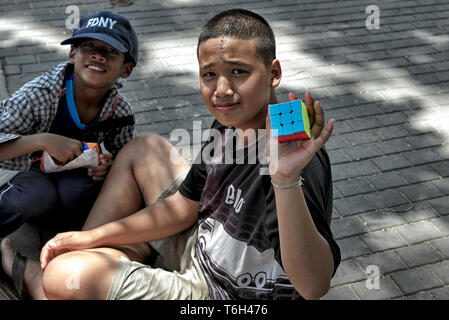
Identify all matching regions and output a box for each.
[0,0,449,300]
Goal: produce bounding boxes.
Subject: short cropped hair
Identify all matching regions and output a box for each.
[197,9,276,66]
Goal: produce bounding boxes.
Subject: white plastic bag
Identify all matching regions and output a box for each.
[40,142,102,173]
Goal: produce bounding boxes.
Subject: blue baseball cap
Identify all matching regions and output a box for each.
[61,10,138,65]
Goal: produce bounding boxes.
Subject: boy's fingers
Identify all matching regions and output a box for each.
[101,153,113,163]
[305,92,316,128]
[311,101,325,139]
[315,119,335,150]
[288,92,297,101]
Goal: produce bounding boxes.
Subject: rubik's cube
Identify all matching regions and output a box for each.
[269,99,311,142]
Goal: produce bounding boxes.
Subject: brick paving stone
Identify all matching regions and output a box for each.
[343,144,383,161]
[359,210,407,231]
[320,285,359,300]
[394,202,440,223]
[397,181,443,202]
[431,160,449,177]
[376,138,413,155]
[374,126,410,141]
[330,259,366,287]
[403,148,441,166]
[395,243,443,268]
[365,189,410,209]
[334,160,380,179]
[431,177,449,196]
[334,177,375,197]
[341,131,380,146]
[429,216,449,236]
[405,133,444,149]
[398,291,435,300]
[360,228,408,252]
[431,237,449,259]
[397,165,441,184]
[355,251,407,275]
[390,266,443,295]
[374,112,408,126]
[332,216,369,240]
[351,277,402,300]
[394,221,443,245]
[367,171,409,190]
[429,261,449,285]
[371,154,412,171]
[328,150,351,165]
[336,237,370,261]
[429,286,449,299]
[428,196,449,216]
[333,195,377,217]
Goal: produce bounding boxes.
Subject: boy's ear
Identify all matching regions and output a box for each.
[270,59,282,88]
[68,46,77,64]
[120,61,134,79]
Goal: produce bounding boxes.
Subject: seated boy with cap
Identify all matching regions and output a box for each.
[0,10,138,299]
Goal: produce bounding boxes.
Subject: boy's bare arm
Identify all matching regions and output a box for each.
[40,190,199,269]
[0,133,83,164]
[273,184,335,300]
[267,94,335,299]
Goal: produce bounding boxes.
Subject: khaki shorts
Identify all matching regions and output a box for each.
[106,173,209,300]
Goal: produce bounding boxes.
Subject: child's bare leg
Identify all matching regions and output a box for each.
[82,134,190,262]
[42,247,131,300]
[83,134,190,230]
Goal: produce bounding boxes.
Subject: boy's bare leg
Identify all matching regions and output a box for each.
[1,238,46,300]
[83,133,190,263]
[1,134,190,299]
[42,247,133,300]
[83,134,190,230]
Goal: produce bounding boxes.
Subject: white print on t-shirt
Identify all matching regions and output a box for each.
[224,184,245,213]
[198,218,288,292]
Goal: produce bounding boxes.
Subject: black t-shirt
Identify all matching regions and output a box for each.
[179,121,340,300]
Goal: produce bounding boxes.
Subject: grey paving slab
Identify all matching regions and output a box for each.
[355,251,407,275]
[395,220,443,244]
[351,277,403,300]
[330,259,366,288]
[431,237,449,259]
[1,0,449,300]
[390,266,443,295]
[320,285,359,300]
[429,261,449,285]
[336,236,371,261]
[360,228,408,252]
[395,243,444,268]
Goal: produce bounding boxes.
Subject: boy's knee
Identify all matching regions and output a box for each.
[120,134,174,165]
[42,251,90,300]
[130,134,171,154]
[43,250,117,300]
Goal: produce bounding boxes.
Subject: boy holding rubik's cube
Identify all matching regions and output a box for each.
[269,99,311,142]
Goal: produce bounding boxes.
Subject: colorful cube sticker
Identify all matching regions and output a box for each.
[269,99,311,142]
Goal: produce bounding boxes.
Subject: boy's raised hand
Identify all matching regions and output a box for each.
[266,92,334,184]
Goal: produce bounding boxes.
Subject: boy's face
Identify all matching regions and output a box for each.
[198,37,281,131]
[69,39,134,90]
